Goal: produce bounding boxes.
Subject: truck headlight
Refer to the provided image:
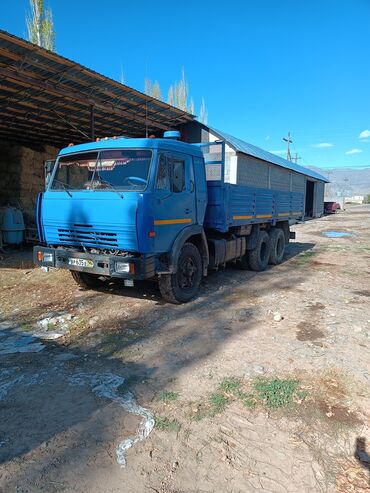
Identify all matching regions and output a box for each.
[43,252,54,263]
[115,261,130,273]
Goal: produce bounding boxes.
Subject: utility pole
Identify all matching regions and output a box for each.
[283,131,292,162]
[293,153,301,164]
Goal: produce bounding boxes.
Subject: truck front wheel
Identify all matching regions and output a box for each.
[248,231,270,272]
[159,243,202,304]
[70,271,106,289]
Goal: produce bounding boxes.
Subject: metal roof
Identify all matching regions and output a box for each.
[210,127,329,182]
[0,30,194,148]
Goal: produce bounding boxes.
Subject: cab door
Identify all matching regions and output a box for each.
[153,151,196,253]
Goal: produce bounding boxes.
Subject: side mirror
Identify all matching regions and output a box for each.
[44,159,55,188]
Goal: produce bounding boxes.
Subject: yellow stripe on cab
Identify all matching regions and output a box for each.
[154,218,192,225]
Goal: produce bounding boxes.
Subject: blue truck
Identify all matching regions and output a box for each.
[34,130,301,303]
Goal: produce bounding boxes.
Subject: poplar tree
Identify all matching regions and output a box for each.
[199,97,208,124]
[27,0,55,51]
[144,79,163,101]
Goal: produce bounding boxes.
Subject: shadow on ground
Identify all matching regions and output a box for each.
[0,240,316,490]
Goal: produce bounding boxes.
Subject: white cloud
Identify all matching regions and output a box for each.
[265,135,270,141]
[345,148,362,155]
[359,129,370,139]
[270,149,286,155]
[312,142,334,148]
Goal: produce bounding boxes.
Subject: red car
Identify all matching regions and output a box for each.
[324,201,341,214]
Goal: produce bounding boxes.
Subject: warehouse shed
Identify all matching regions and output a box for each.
[181,122,329,219]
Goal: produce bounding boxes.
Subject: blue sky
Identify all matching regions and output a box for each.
[3,0,370,169]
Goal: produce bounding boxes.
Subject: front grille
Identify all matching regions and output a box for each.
[57,225,118,248]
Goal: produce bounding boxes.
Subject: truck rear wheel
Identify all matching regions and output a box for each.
[159,243,202,304]
[248,231,270,272]
[70,271,106,289]
[269,228,285,265]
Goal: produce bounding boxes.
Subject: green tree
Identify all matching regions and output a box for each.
[364,193,370,204]
[27,0,55,51]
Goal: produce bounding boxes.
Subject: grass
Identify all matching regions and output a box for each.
[236,390,258,409]
[156,390,178,402]
[187,375,309,422]
[209,393,229,416]
[254,378,300,408]
[295,251,318,266]
[155,415,181,432]
[218,377,242,393]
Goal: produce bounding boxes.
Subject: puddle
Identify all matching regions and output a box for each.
[68,372,154,467]
[0,322,45,354]
[322,231,353,238]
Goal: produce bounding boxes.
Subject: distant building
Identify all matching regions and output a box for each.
[345,195,364,204]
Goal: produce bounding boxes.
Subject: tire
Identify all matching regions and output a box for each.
[238,252,250,270]
[269,228,286,265]
[70,271,106,289]
[158,243,202,304]
[248,231,270,272]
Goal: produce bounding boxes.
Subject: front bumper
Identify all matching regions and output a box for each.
[33,246,156,280]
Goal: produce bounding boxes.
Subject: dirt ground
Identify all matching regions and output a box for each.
[0,205,369,493]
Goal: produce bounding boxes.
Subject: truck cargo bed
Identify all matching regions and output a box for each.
[204,182,304,232]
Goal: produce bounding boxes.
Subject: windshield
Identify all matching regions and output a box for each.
[51,149,152,191]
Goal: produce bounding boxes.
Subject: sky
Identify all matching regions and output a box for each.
[2,0,370,170]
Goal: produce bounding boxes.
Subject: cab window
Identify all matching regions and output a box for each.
[171,158,185,193]
[156,155,185,193]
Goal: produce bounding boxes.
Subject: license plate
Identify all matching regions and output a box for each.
[68,258,94,268]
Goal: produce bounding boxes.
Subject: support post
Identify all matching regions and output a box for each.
[90,105,95,141]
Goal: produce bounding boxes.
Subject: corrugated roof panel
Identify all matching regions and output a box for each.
[210,127,329,183]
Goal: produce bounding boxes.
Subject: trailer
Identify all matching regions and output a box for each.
[34,130,328,303]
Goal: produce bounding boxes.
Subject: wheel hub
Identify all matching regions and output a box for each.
[178,257,196,289]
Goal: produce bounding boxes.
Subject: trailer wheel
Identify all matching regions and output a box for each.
[70,271,106,289]
[248,231,270,272]
[269,228,286,265]
[159,243,202,304]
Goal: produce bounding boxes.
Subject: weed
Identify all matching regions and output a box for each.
[209,392,229,416]
[183,428,191,441]
[155,415,181,432]
[296,390,308,401]
[254,378,300,408]
[296,251,318,266]
[19,321,33,332]
[156,390,178,402]
[218,377,241,394]
[240,392,258,409]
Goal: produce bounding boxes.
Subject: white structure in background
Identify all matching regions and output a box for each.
[345,195,364,204]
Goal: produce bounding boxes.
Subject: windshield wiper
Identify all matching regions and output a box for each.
[94,178,124,199]
[52,178,73,197]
